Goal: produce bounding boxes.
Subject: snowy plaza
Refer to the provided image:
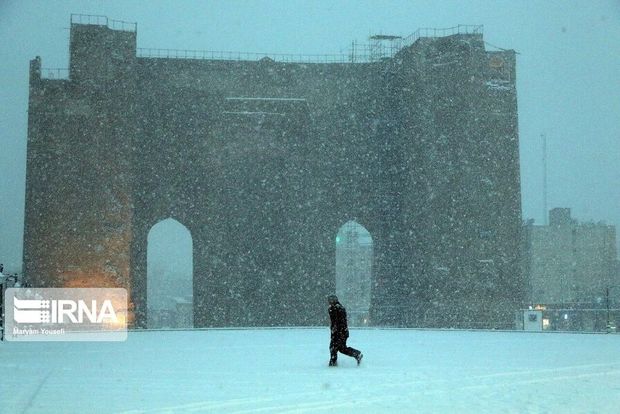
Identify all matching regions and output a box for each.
[2,328,620,413]
[1,3,620,414]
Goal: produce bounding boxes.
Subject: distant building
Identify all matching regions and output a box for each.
[522,208,618,326]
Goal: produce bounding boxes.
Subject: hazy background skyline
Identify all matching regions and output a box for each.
[1,0,619,272]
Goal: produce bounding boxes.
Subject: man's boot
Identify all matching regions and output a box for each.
[355,352,363,366]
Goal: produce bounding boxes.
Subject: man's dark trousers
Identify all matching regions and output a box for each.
[329,334,360,364]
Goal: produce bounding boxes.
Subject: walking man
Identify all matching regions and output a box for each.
[327,294,363,366]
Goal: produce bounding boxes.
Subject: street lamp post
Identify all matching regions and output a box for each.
[607,287,610,332]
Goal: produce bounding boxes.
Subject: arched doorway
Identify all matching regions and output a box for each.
[147,218,193,328]
[335,221,373,326]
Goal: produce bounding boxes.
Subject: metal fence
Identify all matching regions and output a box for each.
[137,25,484,64]
[402,24,483,47]
[61,20,484,64]
[137,48,352,63]
[70,14,137,32]
[41,68,69,80]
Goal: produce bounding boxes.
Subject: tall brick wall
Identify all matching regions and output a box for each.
[25,21,522,328]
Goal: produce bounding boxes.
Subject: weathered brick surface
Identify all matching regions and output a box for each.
[25,22,522,328]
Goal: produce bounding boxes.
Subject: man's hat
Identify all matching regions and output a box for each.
[327,294,339,303]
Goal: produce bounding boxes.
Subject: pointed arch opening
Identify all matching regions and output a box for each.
[147,218,193,329]
[335,220,373,326]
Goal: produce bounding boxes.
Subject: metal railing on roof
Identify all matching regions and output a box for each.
[70,14,137,32]
[402,25,483,48]
[137,25,483,64]
[136,48,352,63]
[41,68,69,80]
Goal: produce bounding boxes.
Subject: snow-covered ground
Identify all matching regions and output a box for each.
[1,328,620,413]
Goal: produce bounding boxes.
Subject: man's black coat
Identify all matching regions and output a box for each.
[328,301,349,339]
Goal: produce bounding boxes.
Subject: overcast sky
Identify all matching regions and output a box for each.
[1,1,619,272]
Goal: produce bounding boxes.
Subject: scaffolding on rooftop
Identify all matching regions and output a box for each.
[136,24,484,64]
[67,17,484,64]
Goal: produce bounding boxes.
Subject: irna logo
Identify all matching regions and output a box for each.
[4,288,127,342]
[13,297,118,324]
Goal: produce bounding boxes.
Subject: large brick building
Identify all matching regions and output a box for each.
[24,16,522,328]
